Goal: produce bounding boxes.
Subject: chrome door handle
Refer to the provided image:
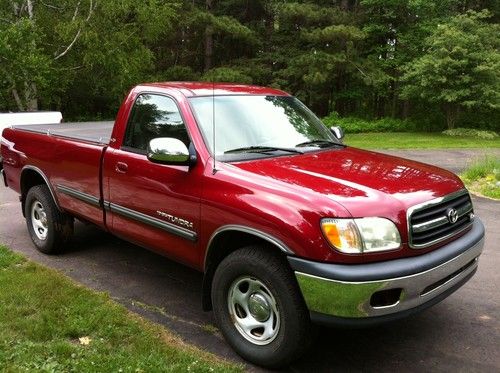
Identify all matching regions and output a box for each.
[115,162,128,174]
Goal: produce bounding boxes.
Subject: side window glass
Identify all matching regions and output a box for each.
[123,94,189,151]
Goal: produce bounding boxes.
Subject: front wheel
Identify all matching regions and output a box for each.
[25,185,73,254]
[211,246,312,368]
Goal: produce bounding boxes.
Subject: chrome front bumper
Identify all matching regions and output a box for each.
[288,219,484,323]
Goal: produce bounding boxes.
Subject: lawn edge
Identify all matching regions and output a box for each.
[0,244,241,371]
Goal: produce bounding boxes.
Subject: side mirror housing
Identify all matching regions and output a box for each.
[330,126,344,140]
[147,138,195,166]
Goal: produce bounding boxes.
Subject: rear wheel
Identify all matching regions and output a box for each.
[211,246,311,368]
[25,185,73,254]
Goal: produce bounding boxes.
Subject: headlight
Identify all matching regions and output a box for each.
[321,217,401,254]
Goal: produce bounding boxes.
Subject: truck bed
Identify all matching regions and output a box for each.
[12,121,114,144]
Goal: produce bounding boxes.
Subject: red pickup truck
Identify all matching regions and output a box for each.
[0,82,485,367]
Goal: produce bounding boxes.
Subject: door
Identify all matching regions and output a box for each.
[103,93,202,267]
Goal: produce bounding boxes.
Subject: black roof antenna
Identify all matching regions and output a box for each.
[212,80,218,174]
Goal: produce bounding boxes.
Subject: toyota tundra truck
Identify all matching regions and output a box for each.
[0,82,485,368]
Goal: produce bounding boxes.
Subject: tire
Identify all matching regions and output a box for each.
[25,184,73,254]
[211,246,311,368]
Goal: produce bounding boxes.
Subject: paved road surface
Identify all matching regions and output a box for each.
[0,149,498,372]
[382,148,500,174]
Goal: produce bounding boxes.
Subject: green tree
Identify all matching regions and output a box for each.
[401,10,500,129]
[62,0,179,117]
[0,0,92,111]
[267,2,367,116]
[0,0,179,115]
[1,0,498,128]
[0,18,51,111]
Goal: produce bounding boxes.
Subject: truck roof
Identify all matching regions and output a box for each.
[140,82,290,97]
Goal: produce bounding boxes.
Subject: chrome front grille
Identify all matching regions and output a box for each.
[408,190,474,249]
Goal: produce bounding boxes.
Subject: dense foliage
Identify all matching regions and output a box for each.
[1,0,499,130]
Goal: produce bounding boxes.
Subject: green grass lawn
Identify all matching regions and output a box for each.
[345,132,500,149]
[0,246,240,372]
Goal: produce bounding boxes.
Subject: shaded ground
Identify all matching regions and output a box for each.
[0,149,498,372]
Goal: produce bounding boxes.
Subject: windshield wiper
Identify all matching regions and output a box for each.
[224,146,303,154]
[295,139,344,148]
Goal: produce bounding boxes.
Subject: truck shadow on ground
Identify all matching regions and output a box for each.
[59,222,482,372]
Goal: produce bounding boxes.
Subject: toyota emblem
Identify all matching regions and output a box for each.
[447,208,459,224]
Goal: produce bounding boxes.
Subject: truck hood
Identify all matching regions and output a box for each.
[232,146,464,218]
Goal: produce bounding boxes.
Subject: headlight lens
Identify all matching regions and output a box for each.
[355,217,401,252]
[321,217,401,254]
[321,219,363,253]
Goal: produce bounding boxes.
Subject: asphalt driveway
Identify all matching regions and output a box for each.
[0,149,498,372]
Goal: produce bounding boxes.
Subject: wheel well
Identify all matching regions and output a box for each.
[20,169,49,217]
[202,230,287,311]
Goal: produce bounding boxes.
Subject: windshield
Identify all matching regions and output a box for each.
[189,95,341,158]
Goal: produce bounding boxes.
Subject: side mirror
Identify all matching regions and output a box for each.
[147,138,194,166]
[330,126,344,140]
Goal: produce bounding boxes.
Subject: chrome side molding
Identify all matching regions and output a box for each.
[56,184,100,207]
[105,202,197,242]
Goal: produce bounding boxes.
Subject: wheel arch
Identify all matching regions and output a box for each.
[20,166,60,216]
[202,225,294,311]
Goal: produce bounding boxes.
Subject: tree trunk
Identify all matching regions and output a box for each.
[264,4,274,53]
[401,100,410,119]
[12,89,25,111]
[25,82,38,111]
[11,82,38,112]
[443,103,460,130]
[334,69,346,116]
[390,80,398,117]
[376,95,385,118]
[204,0,213,72]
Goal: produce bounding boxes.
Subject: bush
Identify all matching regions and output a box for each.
[322,113,417,133]
[461,156,500,199]
[442,128,499,139]
[457,106,500,131]
[462,156,500,181]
